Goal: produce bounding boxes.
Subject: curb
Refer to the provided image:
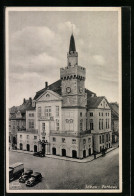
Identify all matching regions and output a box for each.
[10,146,119,163]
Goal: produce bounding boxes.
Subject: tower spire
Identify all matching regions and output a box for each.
[69,34,76,52]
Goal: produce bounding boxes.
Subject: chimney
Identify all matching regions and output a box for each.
[23,98,26,103]
[45,81,48,89]
[29,97,32,103]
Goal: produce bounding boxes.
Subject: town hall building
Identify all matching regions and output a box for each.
[16,34,112,158]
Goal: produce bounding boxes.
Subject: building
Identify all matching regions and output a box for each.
[9,98,35,148]
[16,34,112,158]
[110,102,119,143]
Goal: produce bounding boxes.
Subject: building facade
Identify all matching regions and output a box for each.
[15,34,112,158]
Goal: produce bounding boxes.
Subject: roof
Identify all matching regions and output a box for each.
[110,102,119,119]
[69,34,76,52]
[34,79,96,101]
[9,99,35,120]
[34,80,61,100]
[87,96,105,109]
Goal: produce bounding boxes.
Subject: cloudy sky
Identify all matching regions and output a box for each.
[7,9,120,107]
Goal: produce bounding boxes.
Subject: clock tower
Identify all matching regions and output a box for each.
[60,34,87,108]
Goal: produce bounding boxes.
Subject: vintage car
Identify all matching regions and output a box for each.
[33,151,45,157]
[25,172,42,187]
[19,169,33,183]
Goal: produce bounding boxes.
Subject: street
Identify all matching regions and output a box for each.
[9,148,119,190]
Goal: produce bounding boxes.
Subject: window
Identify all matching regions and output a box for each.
[102,135,104,143]
[106,119,108,129]
[45,106,51,117]
[107,119,109,128]
[27,135,29,139]
[29,119,34,129]
[56,119,59,131]
[102,119,103,129]
[99,119,101,130]
[99,112,100,116]
[72,139,76,144]
[90,112,93,116]
[42,123,45,132]
[80,119,83,131]
[108,113,109,116]
[80,112,82,117]
[53,137,56,142]
[56,106,59,117]
[100,135,101,144]
[109,134,110,141]
[88,138,91,143]
[106,113,107,116]
[62,138,65,143]
[29,113,34,117]
[83,139,86,144]
[20,135,22,139]
[90,119,94,130]
[106,134,108,142]
[46,94,50,97]
[102,113,103,116]
[34,136,37,140]
[38,107,41,118]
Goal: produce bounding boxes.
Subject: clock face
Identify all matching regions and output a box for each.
[66,87,71,93]
[79,88,83,93]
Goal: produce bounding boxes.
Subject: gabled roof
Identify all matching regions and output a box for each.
[9,99,35,120]
[34,80,62,100]
[87,96,105,109]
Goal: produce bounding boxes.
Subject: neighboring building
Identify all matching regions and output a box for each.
[15,34,112,158]
[9,98,35,148]
[110,102,119,143]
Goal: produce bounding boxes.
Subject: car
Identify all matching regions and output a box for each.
[33,151,45,157]
[25,172,42,187]
[19,169,33,183]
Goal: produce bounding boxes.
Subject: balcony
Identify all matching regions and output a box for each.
[41,132,46,137]
[18,129,38,134]
[50,130,91,137]
[38,116,54,121]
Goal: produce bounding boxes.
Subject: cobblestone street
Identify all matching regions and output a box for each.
[8,148,119,190]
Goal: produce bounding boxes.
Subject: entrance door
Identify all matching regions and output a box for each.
[62,149,66,156]
[52,147,56,155]
[83,150,86,158]
[27,144,30,151]
[89,148,91,156]
[72,150,77,158]
[34,145,37,152]
[20,143,23,150]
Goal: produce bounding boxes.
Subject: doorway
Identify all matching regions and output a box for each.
[88,148,91,156]
[52,147,56,155]
[62,149,66,156]
[72,150,77,158]
[83,150,86,158]
[27,144,30,151]
[20,143,23,150]
[34,145,37,152]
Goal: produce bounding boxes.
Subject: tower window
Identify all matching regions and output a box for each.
[90,112,93,116]
[80,112,82,117]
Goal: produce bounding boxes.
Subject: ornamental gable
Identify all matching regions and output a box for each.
[98,98,110,109]
[36,90,62,102]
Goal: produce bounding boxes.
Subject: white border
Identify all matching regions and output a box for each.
[6,7,122,193]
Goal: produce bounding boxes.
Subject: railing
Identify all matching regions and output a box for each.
[39,116,54,121]
[18,129,38,134]
[50,130,91,137]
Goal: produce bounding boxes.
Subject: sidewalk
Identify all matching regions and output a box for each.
[46,146,118,163]
[10,145,119,163]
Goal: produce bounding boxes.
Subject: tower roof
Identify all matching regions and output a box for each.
[69,34,76,52]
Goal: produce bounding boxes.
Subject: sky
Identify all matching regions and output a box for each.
[7,9,120,107]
